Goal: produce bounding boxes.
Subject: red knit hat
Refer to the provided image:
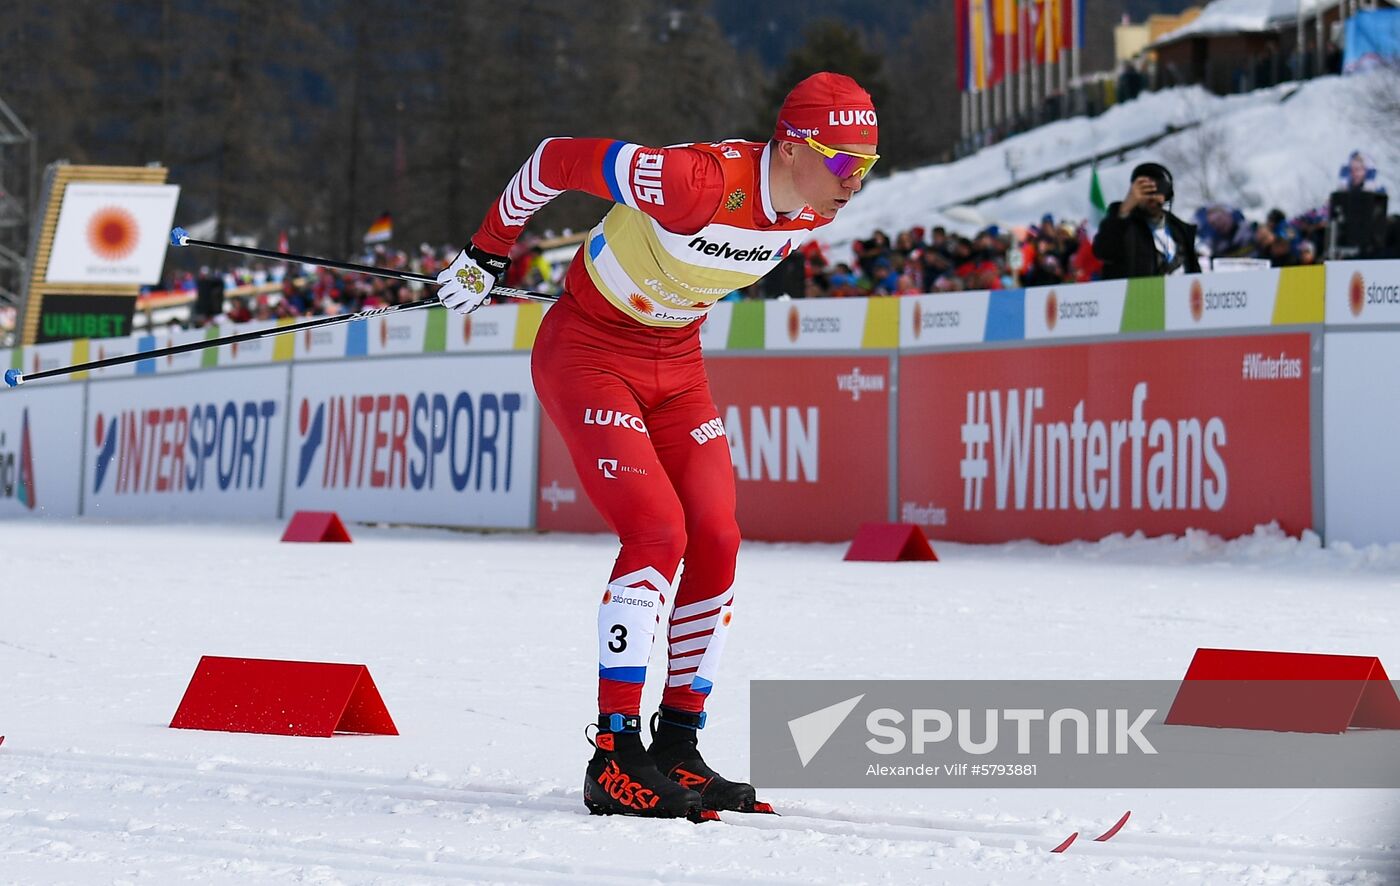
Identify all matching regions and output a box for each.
[774,72,878,146]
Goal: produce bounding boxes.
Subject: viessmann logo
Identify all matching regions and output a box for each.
[0,408,37,510]
[540,479,577,511]
[836,367,886,401]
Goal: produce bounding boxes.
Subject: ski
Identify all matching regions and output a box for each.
[1050,810,1131,852]
[1094,810,1131,842]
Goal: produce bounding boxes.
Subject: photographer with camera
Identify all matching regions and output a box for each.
[1092,162,1201,280]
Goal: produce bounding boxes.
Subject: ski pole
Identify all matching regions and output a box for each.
[169,227,559,304]
[2,229,557,388]
[5,296,440,387]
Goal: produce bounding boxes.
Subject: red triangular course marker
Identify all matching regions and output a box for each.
[281,510,352,543]
[1165,648,1400,733]
[843,523,938,562]
[170,656,397,737]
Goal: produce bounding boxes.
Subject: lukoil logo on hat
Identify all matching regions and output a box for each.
[775,72,878,146]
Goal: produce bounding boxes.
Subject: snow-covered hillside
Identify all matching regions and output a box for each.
[822,74,1399,253]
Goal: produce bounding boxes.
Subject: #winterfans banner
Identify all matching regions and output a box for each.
[536,354,893,542]
[899,335,1313,543]
[45,183,181,285]
[285,355,538,529]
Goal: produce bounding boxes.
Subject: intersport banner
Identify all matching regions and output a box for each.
[537,355,893,541]
[85,366,290,518]
[285,355,538,528]
[0,383,85,518]
[899,335,1312,543]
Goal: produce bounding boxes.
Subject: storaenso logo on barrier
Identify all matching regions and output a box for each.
[92,401,279,494]
[295,391,524,492]
[751,681,1400,788]
[1350,270,1400,317]
[1188,279,1248,323]
[912,301,961,339]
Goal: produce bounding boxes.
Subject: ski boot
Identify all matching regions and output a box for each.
[648,707,775,814]
[584,714,717,822]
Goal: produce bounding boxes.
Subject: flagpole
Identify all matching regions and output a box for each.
[1004,0,1014,128]
[1071,0,1080,84]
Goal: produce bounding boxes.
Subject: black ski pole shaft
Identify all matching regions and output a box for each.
[169,227,558,304]
[4,296,439,388]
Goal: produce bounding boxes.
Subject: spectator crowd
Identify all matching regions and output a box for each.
[143,151,1388,332]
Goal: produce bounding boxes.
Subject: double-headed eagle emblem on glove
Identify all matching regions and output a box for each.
[457,266,487,294]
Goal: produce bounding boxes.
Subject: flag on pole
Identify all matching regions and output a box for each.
[971,0,991,90]
[1089,165,1107,223]
[363,212,393,245]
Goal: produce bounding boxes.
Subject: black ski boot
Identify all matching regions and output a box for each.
[648,707,774,814]
[584,714,716,822]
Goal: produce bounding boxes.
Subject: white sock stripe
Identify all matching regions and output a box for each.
[669,610,722,639]
[611,566,678,594]
[671,589,733,622]
[668,632,714,655]
[667,652,704,671]
[666,673,696,687]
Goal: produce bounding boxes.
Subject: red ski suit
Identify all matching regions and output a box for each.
[472,137,830,716]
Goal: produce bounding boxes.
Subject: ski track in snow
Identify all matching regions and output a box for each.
[3,521,1400,883]
[3,748,1397,885]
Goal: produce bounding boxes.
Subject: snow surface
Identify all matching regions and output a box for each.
[820,74,1399,257]
[3,519,1400,884]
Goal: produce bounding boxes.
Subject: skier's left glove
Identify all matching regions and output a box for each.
[436,243,511,316]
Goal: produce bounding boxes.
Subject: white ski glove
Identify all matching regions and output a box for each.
[436,244,511,316]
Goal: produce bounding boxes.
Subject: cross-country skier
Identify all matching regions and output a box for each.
[436,72,879,821]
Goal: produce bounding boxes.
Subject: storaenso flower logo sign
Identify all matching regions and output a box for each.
[46,183,181,285]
